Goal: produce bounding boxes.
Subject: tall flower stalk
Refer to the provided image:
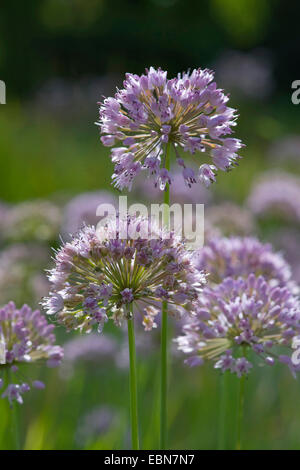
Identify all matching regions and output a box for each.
[236,373,246,450]
[44,216,206,450]
[160,142,171,449]
[127,305,139,450]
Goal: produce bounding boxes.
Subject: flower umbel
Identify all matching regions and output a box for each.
[176,274,300,377]
[97,67,243,190]
[195,236,293,287]
[43,216,206,333]
[0,302,63,405]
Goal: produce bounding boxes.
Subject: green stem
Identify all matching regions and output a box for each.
[7,369,20,450]
[236,374,246,450]
[218,372,229,450]
[160,143,171,450]
[127,311,139,450]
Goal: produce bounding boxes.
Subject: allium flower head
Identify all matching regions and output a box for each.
[195,236,292,287]
[98,67,243,190]
[268,135,300,164]
[247,171,300,223]
[176,274,300,377]
[206,203,256,237]
[43,216,206,333]
[62,190,117,238]
[134,166,212,204]
[0,244,50,308]
[61,333,118,378]
[3,200,62,243]
[0,302,63,405]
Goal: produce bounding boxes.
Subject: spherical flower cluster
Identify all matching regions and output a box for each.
[43,216,206,333]
[61,333,118,378]
[0,244,50,308]
[175,274,300,377]
[0,202,8,237]
[62,191,117,238]
[195,236,292,287]
[76,405,118,445]
[247,171,300,223]
[0,302,63,405]
[134,167,212,204]
[206,203,256,237]
[268,135,300,164]
[271,229,300,284]
[3,200,62,243]
[98,67,243,191]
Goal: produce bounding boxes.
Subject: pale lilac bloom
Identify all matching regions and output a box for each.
[3,200,61,243]
[247,171,300,223]
[43,216,206,333]
[98,67,243,190]
[195,236,293,287]
[62,191,117,237]
[0,302,63,405]
[134,166,212,204]
[215,49,274,99]
[0,202,8,236]
[268,135,300,164]
[0,244,50,308]
[76,406,118,444]
[206,203,256,237]
[271,229,300,284]
[176,274,300,377]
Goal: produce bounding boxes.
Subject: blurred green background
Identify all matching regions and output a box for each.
[0,0,300,450]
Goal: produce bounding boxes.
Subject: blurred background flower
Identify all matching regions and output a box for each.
[0,244,50,308]
[61,190,117,238]
[2,200,62,244]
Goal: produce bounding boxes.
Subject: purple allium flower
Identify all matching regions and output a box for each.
[0,244,50,308]
[62,191,117,237]
[43,216,206,333]
[60,333,118,378]
[206,203,256,237]
[3,200,61,243]
[247,171,300,223]
[0,302,63,405]
[271,229,300,284]
[268,135,300,164]
[0,202,8,236]
[195,236,293,287]
[214,49,274,100]
[175,274,300,377]
[133,166,212,204]
[76,406,118,444]
[97,67,244,190]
